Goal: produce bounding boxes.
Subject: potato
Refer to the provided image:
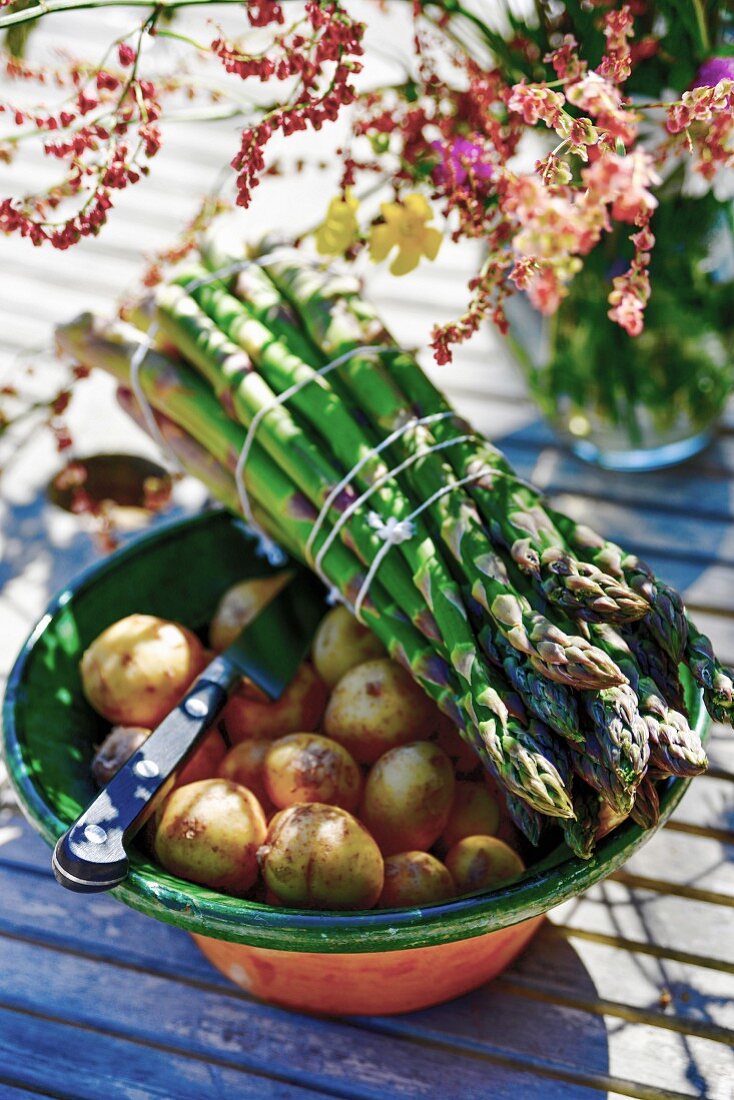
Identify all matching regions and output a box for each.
[444,836,525,895]
[324,658,435,765]
[209,574,291,652]
[377,851,455,909]
[264,733,362,812]
[218,739,272,810]
[154,778,267,895]
[173,727,227,789]
[221,662,328,743]
[259,803,384,910]
[440,781,501,850]
[92,725,151,786]
[312,605,385,688]
[360,742,455,855]
[80,614,206,727]
[430,713,480,777]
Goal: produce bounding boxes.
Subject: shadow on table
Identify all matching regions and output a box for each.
[0,484,198,617]
[377,929,610,1094]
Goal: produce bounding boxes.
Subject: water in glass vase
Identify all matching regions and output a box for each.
[507,195,734,471]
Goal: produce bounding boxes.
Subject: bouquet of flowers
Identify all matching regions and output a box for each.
[2,2,733,462]
[1,1,732,354]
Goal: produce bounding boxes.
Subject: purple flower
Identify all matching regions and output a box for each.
[693,56,734,89]
[431,137,493,189]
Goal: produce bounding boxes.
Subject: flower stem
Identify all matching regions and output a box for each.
[0,0,244,31]
[691,0,710,54]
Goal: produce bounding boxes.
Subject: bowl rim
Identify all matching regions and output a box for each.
[2,509,710,953]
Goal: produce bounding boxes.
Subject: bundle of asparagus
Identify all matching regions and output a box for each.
[56,242,725,859]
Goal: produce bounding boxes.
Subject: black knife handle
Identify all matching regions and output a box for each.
[52,672,234,893]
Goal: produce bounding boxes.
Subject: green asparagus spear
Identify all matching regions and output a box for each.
[505,793,547,845]
[623,623,686,713]
[548,511,688,663]
[562,782,601,860]
[594,624,706,778]
[479,622,582,743]
[684,617,734,725]
[629,777,660,829]
[569,727,635,816]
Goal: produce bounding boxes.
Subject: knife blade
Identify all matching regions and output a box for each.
[52,568,326,894]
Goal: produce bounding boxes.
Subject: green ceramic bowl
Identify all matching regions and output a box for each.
[2,509,709,1015]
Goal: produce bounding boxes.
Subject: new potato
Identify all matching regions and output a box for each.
[441,781,501,850]
[209,574,291,651]
[154,778,267,895]
[218,739,273,809]
[92,725,150,786]
[377,851,455,908]
[324,658,435,765]
[259,803,384,910]
[360,741,455,855]
[264,732,362,812]
[221,662,328,743]
[80,613,206,727]
[312,605,386,688]
[445,835,525,895]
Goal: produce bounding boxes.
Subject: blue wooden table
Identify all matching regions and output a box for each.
[1,8,733,1091]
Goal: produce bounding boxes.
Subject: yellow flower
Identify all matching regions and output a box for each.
[314,190,360,256]
[369,193,442,276]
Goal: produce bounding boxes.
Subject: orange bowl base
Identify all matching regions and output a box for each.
[192,915,544,1015]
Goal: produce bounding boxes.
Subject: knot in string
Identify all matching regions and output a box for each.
[367,511,415,545]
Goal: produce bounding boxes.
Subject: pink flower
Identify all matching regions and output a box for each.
[667,80,734,133]
[545,35,587,82]
[582,150,660,224]
[607,224,654,336]
[608,290,645,336]
[598,5,634,84]
[566,72,637,144]
[503,172,605,260]
[527,265,565,315]
[507,84,567,133]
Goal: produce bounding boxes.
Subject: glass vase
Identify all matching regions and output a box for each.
[506,195,734,471]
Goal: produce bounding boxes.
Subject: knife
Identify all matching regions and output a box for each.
[52,569,326,894]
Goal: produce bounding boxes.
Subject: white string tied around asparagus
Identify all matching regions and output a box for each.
[127,246,538,610]
[304,408,456,565]
[311,429,477,588]
[353,470,500,621]
[233,341,396,551]
[128,319,178,469]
